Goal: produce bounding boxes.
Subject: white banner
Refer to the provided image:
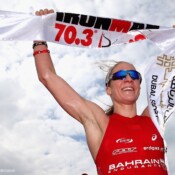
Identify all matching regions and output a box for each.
[144,52,175,135]
[0,10,173,48]
[0,10,175,135]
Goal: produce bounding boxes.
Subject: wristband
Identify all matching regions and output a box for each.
[33,49,50,56]
[33,42,48,49]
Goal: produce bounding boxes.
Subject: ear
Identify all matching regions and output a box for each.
[106,85,112,96]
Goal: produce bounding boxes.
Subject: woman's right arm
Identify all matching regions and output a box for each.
[34,40,95,122]
[33,9,107,126]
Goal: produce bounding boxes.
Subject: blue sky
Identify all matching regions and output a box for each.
[0,0,175,174]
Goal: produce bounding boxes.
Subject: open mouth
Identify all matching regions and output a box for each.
[122,87,134,91]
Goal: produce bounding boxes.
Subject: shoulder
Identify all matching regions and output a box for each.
[138,115,153,125]
[141,106,150,117]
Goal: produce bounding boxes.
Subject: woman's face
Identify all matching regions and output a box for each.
[106,62,141,105]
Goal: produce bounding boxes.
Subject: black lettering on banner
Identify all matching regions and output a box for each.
[94,17,111,30]
[150,75,158,97]
[56,12,64,22]
[151,100,159,117]
[171,76,175,89]
[56,12,159,32]
[146,24,160,29]
[64,13,80,25]
[168,76,175,108]
[150,75,159,119]
[130,22,160,31]
[56,13,80,25]
[130,22,145,30]
[56,12,111,29]
[79,15,96,27]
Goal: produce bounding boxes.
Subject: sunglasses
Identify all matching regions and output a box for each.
[106,70,142,85]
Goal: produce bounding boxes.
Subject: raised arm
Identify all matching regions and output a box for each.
[33,9,107,126]
[33,9,109,160]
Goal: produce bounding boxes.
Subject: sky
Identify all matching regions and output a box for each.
[0,0,175,175]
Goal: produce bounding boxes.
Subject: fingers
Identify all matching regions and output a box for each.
[35,9,54,16]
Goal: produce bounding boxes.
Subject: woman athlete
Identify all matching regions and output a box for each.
[33,9,168,175]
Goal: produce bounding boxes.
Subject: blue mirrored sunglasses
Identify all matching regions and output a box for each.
[106,70,142,85]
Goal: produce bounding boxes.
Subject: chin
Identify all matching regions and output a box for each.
[123,97,137,104]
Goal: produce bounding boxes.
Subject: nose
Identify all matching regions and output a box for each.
[124,74,133,82]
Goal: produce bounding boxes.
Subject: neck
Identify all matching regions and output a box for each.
[113,103,137,118]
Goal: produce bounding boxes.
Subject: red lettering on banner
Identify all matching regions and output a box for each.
[64,26,77,44]
[55,23,93,47]
[55,23,66,42]
[109,19,131,33]
[81,29,93,46]
[98,33,103,48]
[129,34,146,43]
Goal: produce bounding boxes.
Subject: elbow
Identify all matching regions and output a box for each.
[38,70,55,86]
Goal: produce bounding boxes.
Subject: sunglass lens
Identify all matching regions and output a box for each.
[112,70,140,81]
[129,70,140,79]
[112,70,127,80]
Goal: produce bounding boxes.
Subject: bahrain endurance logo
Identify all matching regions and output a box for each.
[108,158,167,173]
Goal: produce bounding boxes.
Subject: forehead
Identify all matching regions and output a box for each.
[112,62,136,73]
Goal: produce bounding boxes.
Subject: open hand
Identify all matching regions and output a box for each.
[35,9,54,16]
